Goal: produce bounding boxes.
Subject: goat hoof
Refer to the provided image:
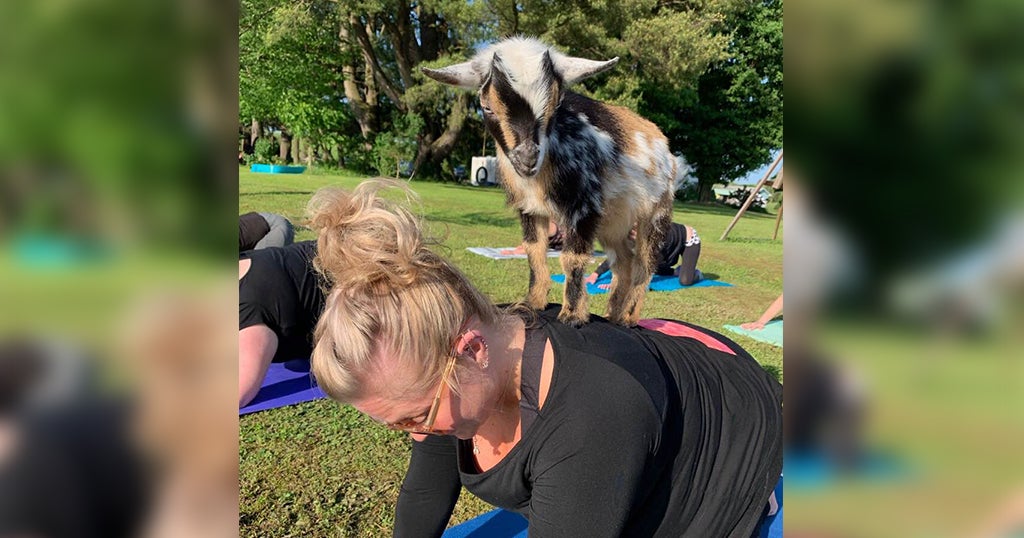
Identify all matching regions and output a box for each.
[609,312,639,327]
[557,307,589,327]
[525,295,548,310]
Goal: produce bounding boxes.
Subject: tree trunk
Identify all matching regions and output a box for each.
[351,15,406,112]
[418,7,440,62]
[697,180,715,203]
[278,132,292,163]
[412,93,470,175]
[251,118,261,146]
[384,6,415,88]
[339,20,376,141]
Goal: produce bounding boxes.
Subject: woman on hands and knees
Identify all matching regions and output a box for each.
[586,222,703,289]
[308,180,782,538]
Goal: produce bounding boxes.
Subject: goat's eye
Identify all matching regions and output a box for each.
[482,105,493,115]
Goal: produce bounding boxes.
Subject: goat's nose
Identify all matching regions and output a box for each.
[514,144,539,171]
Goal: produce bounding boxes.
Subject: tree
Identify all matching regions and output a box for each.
[240,0,354,164]
[331,0,493,176]
[655,0,784,202]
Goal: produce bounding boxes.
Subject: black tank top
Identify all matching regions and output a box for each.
[239,241,326,362]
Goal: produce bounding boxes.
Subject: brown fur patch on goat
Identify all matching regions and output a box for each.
[485,85,519,153]
[606,104,666,158]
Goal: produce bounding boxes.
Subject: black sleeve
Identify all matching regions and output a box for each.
[239,299,270,331]
[593,259,611,276]
[394,435,462,538]
[527,386,660,537]
[239,212,270,251]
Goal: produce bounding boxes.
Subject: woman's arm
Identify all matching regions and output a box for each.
[394,435,461,538]
[238,325,277,407]
[741,293,783,330]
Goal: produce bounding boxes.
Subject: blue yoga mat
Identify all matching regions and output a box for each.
[442,509,527,538]
[442,477,784,537]
[723,320,783,347]
[239,358,326,415]
[551,273,732,295]
[784,449,911,490]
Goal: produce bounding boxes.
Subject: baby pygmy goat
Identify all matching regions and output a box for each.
[423,37,676,326]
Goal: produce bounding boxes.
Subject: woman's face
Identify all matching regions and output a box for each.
[351,350,492,440]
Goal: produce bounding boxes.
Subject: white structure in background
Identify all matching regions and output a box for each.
[470,156,497,186]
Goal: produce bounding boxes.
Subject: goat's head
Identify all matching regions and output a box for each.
[423,37,618,178]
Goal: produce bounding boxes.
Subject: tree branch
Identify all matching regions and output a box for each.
[350,14,407,112]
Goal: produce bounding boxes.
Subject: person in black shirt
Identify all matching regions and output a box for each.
[588,222,702,287]
[239,240,325,407]
[306,181,782,537]
[239,212,295,251]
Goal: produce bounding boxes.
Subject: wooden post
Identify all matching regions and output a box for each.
[719,151,783,241]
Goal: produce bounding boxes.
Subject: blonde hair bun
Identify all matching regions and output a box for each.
[307,179,440,291]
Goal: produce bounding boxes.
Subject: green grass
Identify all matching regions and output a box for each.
[239,167,783,536]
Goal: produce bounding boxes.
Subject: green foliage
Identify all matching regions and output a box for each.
[648,0,784,201]
[373,114,425,178]
[675,181,700,203]
[252,137,277,164]
[0,0,234,253]
[240,0,354,150]
[335,136,376,174]
[766,190,783,214]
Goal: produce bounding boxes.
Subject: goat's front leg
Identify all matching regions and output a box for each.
[558,215,599,327]
[520,211,551,310]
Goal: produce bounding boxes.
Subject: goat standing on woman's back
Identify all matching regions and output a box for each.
[424,37,676,326]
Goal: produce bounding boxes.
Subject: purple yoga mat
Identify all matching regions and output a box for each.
[239,358,326,415]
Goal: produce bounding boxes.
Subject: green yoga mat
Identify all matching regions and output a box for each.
[723,320,783,347]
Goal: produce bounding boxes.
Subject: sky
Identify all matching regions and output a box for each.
[733,149,782,186]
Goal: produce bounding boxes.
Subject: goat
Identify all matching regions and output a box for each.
[423,37,676,326]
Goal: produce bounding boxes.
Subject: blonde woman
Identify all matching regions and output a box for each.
[308,181,782,538]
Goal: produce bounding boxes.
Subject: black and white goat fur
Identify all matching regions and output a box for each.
[424,37,676,326]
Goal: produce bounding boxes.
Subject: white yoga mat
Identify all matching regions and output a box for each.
[466,247,605,260]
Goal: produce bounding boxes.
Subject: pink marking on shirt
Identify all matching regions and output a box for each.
[637,319,736,356]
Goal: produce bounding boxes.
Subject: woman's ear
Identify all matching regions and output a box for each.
[455,329,489,369]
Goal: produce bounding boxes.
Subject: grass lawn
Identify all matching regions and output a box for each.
[239,167,784,537]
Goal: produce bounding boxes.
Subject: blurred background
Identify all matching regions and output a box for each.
[0,0,239,536]
[1,0,1021,535]
[786,0,1023,535]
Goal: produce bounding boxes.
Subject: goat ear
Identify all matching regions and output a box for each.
[421,61,484,90]
[489,54,511,81]
[554,55,619,85]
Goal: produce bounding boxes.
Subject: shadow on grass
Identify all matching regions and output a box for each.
[675,201,776,219]
[722,237,781,245]
[240,190,317,197]
[430,212,519,228]
[436,182,504,192]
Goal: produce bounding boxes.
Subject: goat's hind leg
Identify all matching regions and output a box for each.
[520,212,552,310]
[622,196,673,325]
[604,236,635,326]
[558,216,598,327]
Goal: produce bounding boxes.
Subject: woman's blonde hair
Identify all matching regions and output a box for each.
[307,180,499,403]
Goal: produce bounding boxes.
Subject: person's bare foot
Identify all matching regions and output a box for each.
[740,321,766,330]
